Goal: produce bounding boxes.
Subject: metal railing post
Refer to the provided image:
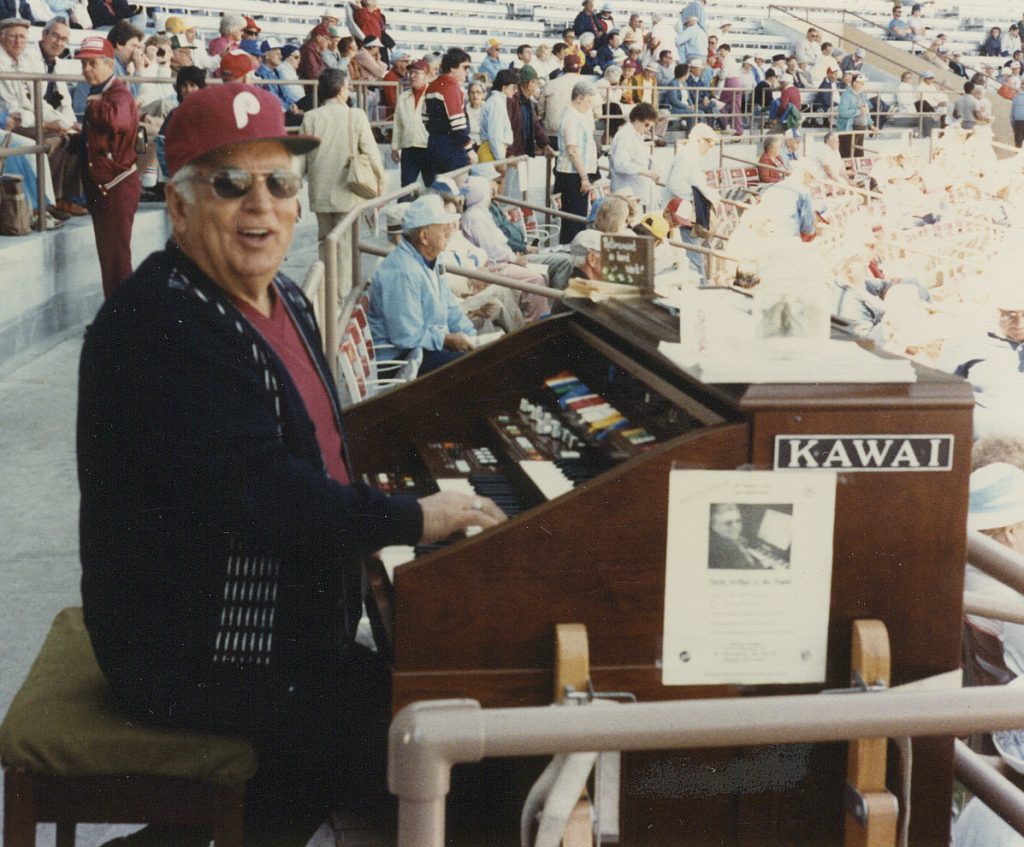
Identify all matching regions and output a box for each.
[33,79,45,232]
[323,232,339,375]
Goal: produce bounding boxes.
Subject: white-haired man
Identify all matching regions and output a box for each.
[78,82,504,846]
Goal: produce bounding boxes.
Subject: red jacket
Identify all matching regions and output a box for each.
[298,40,327,85]
[381,68,403,113]
[353,6,385,41]
[84,76,138,194]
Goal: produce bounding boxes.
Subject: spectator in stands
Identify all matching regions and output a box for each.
[298,25,331,97]
[782,128,800,164]
[840,47,864,74]
[808,131,847,184]
[539,54,582,143]
[424,47,477,177]
[75,35,139,297]
[887,5,912,41]
[550,43,568,77]
[533,43,559,80]
[813,64,841,125]
[338,35,358,75]
[169,34,197,72]
[207,12,245,59]
[379,50,409,118]
[354,35,388,83]
[1012,87,1024,147]
[676,15,707,64]
[774,72,801,128]
[578,31,598,74]
[459,176,551,320]
[256,38,302,124]
[619,59,641,104]
[753,68,776,126]
[82,87,504,846]
[554,80,596,244]
[369,193,479,372]
[654,49,675,98]
[662,122,718,281]
[321,28,343,70]
[609,101,658,209]
[86,0,141,29]
[479,39,503,83]
[795,28,820,67]
[391,58,431,186]
[561,28,584,68]
[1006,25,1023,57]
[478,68,517,166]
[155,65,204,178]
[679,0,706,32]
[948,49,968,79]
[685,58,717,126]
[591,63,624,137]
[278,44,305,105]
[570,228,604,279]
[574,0,602,40]
[466,80,485,144]
[352,0,390,58]
[837,73,873,158]
[953,81,984,129]
[165,16,213,70]
[510,43,532,71]
[0,17,85,219]
[666,61,694,125]
[623,14,644,46]
[219,49,258,84]
[981,27,1006,58]
[299,68,385,298]
[506,64,555,197]
[758,134,786,184]
[595,30,622,71]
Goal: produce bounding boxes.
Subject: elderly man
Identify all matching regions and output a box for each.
[74,36,140,296]
[676,15,707,64]
[256,37,301,121]
[808,131,847,184]
[78,83,504,845]
[663,122,719,282]
[380,50,410,116]
[0,17,85,218]
[368,194,478,374]
[299,68,384,297]
[570,228,603,279]
[539,53,583,141]
[299,23,331,92]
[554,80,597,244]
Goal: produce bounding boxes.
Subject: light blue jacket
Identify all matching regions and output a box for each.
[480,90,514,155]
[837,87,872,131]
[368,237,475,353]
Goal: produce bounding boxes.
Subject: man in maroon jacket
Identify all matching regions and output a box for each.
[77,35,140,297]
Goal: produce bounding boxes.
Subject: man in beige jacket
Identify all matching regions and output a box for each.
[298,67,386,297]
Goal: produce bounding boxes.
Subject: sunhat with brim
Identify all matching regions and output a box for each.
[968,462,1024,531]
[164,83,319,177]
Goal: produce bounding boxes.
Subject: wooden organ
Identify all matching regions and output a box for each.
[342,299,974,847]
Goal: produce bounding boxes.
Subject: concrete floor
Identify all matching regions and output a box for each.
[0,214,361,847]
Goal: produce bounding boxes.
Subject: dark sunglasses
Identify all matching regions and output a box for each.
[187,168,302,200]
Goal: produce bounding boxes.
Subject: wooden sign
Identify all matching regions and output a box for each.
[600,233,655,291]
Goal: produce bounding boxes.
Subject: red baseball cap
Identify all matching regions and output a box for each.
[563,54,581,71]
[75,36,114,59]
[664,197,689,227]
[219,48,258,80]
[164,83,319,177]
[243,15,260,32]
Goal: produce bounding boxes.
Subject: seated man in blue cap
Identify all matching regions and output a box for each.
[368,193,477,375]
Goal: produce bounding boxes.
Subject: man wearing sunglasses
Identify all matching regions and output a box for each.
[424,47,478,176]
[77,83,505,845]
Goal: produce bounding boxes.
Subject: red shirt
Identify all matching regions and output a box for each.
[234,287,350,485]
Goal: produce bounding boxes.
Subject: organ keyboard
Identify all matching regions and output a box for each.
[342,299,974,847]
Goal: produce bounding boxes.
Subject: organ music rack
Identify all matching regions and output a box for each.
[342,298,973,846]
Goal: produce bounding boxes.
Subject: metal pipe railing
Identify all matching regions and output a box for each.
[389,686,1024,847]
[968,530,1024,596]
[955,739,1024,839]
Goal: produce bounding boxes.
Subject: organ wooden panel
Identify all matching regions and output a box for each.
[343,299,974,847]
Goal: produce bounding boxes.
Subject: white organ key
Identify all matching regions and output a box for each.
[378,545,415,581]
[519,460,574,501]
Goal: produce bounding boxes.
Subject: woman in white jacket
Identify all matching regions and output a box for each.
[608,101,659,210]
[479,68,518,163]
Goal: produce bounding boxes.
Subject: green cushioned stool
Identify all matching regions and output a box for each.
[0,608,258,847]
